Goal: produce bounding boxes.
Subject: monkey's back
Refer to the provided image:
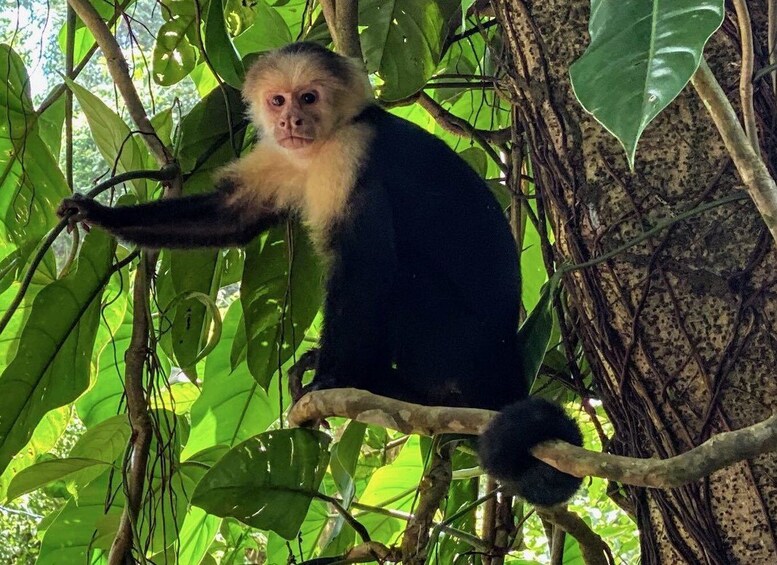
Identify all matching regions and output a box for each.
[340,105,525,410]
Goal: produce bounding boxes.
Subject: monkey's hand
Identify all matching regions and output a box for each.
[57,194,103,233]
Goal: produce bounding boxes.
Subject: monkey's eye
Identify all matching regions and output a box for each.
[300,91,318,104]
[270,95,285,107]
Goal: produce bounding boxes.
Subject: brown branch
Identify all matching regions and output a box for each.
[731,0,759,152]
[417,92,512,144]
[64,6,178,561]
[66,0,172,165]
[690,58,777,243]
[401,443,455,564]
[300,541,400,564]
[289,389,777,489]
[535,506,614,565]
[335,0,362,59]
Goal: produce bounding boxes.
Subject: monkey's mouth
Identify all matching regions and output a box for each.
[278,136,315,149]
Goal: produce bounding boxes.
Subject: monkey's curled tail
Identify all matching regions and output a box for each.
[478,397,583,506]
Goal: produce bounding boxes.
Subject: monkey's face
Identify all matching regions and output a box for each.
[243,48,372,154]
[261,85,329,151]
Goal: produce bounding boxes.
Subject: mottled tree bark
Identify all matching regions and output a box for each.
[492,1,777,563]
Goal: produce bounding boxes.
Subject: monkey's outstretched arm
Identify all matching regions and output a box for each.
[57,182,285,248]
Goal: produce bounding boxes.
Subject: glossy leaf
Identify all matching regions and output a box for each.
[0,46,68,251]
[0,406,69,502]
[358,435,424,544]
[192,428,331,539]
[153,17,199,85]
[65,78,149,198]
[360,0,455,101]
[518,272,562,390]
[233,0,292,57]
[175,84,245,172]
[241,225,322,388]
[204,0,245,88]
[6,457,111,502]
[183,301,282,459]
[569,0,724,167]
[36,470,123,565]
[0,231,115,474]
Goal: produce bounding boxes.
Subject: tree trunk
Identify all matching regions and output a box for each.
[493,1,777,563]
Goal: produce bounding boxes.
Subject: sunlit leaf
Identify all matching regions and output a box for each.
[6,457,111,502]
[65,78,150,198]
[358,435,424,544]
[233,0,292,57]
[183,301,282,459]
[153,17,199,86]
[0,406,69,502]
[0,46,68,252]
[0,231,115,474]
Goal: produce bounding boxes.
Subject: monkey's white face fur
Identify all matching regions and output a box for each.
[221,47,376,232]
[243,50,372,155]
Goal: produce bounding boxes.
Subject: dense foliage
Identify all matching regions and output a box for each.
[0,0,732,562]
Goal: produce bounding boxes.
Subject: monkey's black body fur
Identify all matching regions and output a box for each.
[63,102,583,506]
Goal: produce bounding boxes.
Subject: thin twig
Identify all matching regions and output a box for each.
[691,58,777,243]
[731,0,759,152]
[535,506,614,565]
[417,92,511,144]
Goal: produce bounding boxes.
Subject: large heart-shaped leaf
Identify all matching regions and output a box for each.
[569,0,724,167]
[192,428,330,539]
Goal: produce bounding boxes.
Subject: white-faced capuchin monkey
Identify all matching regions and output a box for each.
[58,42,583,506]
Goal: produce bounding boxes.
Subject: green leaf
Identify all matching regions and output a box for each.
[360,0,449,101]
[153,17,198,85]
[0,230,115,475]
[204,0,245,88]
[569,0,724,168]
[233,0,292,57]
[65,78,150,198]
[241,225,322,388]
[0,45,68,251]
[0,406,69,502]
[76,312,133,427]
[177,506,222,564]
[37,96,66,159]
[57,23,95,67]
[70,414,131,461]
[167,250,222,374]
[518,273,561,390]
[175,84,245,172]
[183,301,283,459]
[358,435,424,544]
[330,420,366,502]
[192,428,331,539]
[36,470,123,565]
[6,457,111,502]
